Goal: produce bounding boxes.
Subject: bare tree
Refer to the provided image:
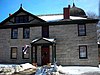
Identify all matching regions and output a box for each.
[86,12,100,43]
[86,12,98,19]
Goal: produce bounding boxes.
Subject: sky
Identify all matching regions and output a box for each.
[0,0,99,22]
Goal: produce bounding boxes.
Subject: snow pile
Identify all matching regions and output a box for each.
[35,66,61,75]
[35,62,100,75]
[99,65,100,68]
[0,66,15,75]
[20,63,36,71]
[0,63,100,75]
[35,63,66,75]
[0,63,36,74]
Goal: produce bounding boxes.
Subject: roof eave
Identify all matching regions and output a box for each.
[0,19,98,29]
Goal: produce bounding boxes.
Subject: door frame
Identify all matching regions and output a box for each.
[41,45,50,65]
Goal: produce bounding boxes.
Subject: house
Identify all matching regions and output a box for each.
[0,4,99,66]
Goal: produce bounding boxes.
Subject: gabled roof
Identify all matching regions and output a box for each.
[31,37,56,45]
[0,6,98,29]
[0,18,98,29]
[0,6,45,25]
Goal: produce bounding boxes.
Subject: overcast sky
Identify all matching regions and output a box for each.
[0,0,99,22]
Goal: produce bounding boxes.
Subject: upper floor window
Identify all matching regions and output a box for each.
[23,27,30,39]
[78,24,86,36]
[15,15,29,23]
[42,26,49,38]
[11,28,18,39]
[11,47,17,59]
[79,45,87,59]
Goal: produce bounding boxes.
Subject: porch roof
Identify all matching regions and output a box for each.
[31,37,56,45]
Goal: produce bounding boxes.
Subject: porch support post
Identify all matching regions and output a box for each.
[35,46,37,63]
[52,43,56,63]
[31,45,33,63]
[52,44,54,63]
[54,43,56,62]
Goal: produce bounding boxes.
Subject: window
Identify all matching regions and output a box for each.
[11,47,17,59]
[42,26,49,38]
[23,28,30,39]
[78,24,86,36]
[79,45,87,59]
[15,15,29,23]
[11,28,18,39]
[22,47,30,59]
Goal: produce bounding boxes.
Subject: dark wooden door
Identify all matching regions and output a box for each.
[41,46,50,65]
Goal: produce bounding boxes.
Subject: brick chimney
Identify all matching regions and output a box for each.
[63,5,70,19]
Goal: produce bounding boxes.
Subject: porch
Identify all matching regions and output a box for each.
[31,37,56,65]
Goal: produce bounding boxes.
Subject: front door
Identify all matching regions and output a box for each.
[41,46,50,65]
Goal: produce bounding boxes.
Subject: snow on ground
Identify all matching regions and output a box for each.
[35,63,100,75]
[61,66,100,75]
[0,63,36,74]
[0,63,100,75]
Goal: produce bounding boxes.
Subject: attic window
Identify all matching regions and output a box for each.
[15,15,29,23]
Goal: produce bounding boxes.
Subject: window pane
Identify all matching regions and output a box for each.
[23,28,30,39]
[11,28,18,39]
[23,16,29,23]
[79,30,85,35]
[15,17,19,23]
[20,16,23,23]
[79,46,87,59]
[11,47,17,59]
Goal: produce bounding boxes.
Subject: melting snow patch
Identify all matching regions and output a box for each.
[61,66,100,74]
